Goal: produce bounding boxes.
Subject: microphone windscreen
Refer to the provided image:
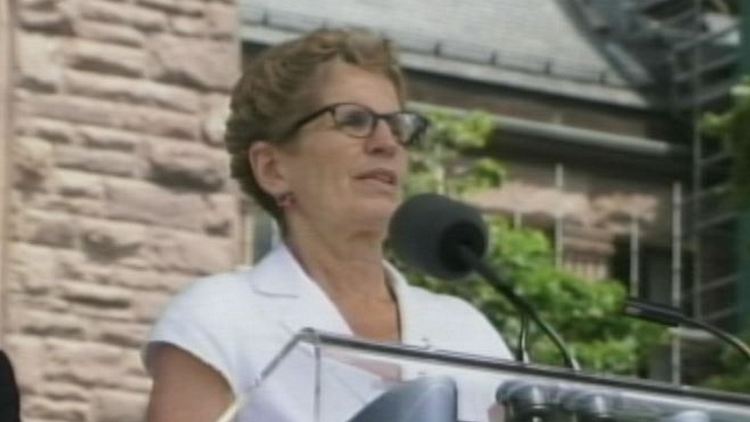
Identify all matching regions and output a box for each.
[388,193,487,279]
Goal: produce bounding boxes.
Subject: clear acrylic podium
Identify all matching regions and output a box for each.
[238,328,750,422]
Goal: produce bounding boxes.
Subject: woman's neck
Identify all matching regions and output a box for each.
[284,216,401,342]
[284,219,392,301]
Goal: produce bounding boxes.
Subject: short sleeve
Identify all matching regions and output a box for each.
[142,279,243,396]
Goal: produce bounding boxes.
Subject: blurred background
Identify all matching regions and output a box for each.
[0,0,748,420]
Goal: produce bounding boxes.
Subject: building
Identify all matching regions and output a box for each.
[241,0,745,341]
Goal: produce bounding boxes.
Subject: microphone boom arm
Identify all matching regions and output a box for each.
[458,246,582,371]
[624,298,750,362]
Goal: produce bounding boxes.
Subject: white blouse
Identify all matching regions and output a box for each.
[144,244,512,421]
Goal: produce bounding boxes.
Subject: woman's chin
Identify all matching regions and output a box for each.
[349,199,399,229]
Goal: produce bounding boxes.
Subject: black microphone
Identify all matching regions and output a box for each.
[496,380,555,422]
[623,298,750,362]
[560,390,616,422]
[389,193,580,370]
[389,193,488,280]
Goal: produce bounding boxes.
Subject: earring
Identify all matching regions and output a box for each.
[276,192,295,208]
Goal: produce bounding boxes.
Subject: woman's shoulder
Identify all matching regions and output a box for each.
[143,268,272,385]
[168,269,255,308]
[146,273,248,334]
[165,246,292,311]
[143,245,307,394]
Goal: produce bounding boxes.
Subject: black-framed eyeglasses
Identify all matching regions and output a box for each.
[283,102,430,147]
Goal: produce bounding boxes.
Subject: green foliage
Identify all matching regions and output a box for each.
[699,333,750,393]
[407,111,505,196]
[397,110,665,375]
[702,77,750,206]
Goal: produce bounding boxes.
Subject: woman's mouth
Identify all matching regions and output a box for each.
[355,169,397,186]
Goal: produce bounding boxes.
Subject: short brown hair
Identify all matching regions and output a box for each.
[224,29,406,223]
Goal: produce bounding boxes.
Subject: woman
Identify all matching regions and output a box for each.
[144,29,511,421]
[0,350,21,422]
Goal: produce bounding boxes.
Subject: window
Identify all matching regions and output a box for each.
[611,240,693,313]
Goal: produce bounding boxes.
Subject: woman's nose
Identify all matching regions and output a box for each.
[364,119,400,156]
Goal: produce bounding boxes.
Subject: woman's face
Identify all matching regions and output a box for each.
[277,62,408,234]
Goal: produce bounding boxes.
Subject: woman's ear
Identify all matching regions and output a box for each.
[248,142,290,196]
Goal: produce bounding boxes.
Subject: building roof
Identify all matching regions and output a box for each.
[239,0,654,108]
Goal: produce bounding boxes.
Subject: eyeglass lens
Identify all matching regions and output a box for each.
[331,104,425,146]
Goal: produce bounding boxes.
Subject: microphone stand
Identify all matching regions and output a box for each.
[458,245,581,371]
[462,242,582,422]
[517,314,531,364]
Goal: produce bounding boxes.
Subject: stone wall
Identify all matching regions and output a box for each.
[3,1,243,421]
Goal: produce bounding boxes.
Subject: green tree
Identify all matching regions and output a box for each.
[700,332,750,393]
[395,110,664,375]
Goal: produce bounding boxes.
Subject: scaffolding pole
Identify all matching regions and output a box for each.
[690,0,704,320]
[671,182,684,385]
[554,163,565,268]
[738,0,750,334]
[630,213,641,298]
